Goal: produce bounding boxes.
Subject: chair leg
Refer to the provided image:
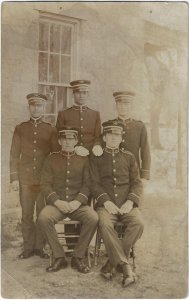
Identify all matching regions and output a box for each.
[49,247,54,267]
[87,247,91,268]
[94,229,101,266]
[131,247,136,271]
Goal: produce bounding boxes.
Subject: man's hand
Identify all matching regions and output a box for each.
[69,200,81,213]
[54,200,71,214]
[10,180,19,192]
[120,200,133,215]
[75,146,89,156]
[104,201,120,214]
[92,145,103,156]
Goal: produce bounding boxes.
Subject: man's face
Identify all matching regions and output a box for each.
[29,103,45,118]
[116,102,131,119]
[58,136,78,152]
[103,132,122,149]
[73,90,89,105]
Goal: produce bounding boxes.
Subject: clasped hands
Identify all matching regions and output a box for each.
[104,200,133,215]
[54,199,81,214]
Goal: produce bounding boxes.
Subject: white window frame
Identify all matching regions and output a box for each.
[38,11,81,123]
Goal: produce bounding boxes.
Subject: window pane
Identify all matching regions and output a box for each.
[39,52,48,82]
[50,24,60,53]
[49,54,59,83]
[61,26,71,54]
[38,85,56,113]
[61,56,71,83]
[39,22,49,51]
[57,86,67,111]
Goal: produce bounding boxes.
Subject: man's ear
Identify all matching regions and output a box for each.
[102,135,106,143]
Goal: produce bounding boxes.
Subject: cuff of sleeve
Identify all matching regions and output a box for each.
[127,193,140,206]
[75,193,88,205]
[46,192,59,205]
[10,172,19,183]
[140,169,150,180]
[97,193,111,206]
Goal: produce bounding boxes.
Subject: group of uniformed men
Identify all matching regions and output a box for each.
[10,79,151,288]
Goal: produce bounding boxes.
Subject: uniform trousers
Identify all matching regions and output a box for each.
[97,207,144,267]
[19,184,46,251]
[38,205,98,259]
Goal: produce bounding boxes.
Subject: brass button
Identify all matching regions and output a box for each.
[34,132,37,135]
[114,177,117,181]
[122,139,125,142]
[113,160,116,163]
[66,179,69,183]
[66,187,69,190]
[113,169,116,172]
[33,166,36,170]
[66,195,69,199]
[67,170,70,174]
[33,149,36,152]
[33,140,37,144]
[67,162,70,166]
[81,126,84,129]
[115,194,118,197]
[114,185,116,188]
[80,118,83,121]
[34,125,37,128]
[33,158,36,161]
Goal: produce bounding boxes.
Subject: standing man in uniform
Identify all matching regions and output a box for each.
[56,79,103,156]
[38,127,98,273]
[10,93,59,259]
[56,79,103,242]
[111,91,151,180]
[90,120,144,287]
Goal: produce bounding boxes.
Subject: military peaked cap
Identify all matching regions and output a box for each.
[102,120,124,135]
[70,80,91,91]
[27,93,47,104]
[58,126,79,139]
[113,91,135,103]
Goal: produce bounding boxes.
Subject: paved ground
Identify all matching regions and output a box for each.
[1,186,188,298]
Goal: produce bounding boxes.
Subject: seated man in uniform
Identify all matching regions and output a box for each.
[90,120,144,287]
[38,127,98,273]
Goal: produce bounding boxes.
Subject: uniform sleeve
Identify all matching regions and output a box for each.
[127,155,143,206]
[50,127,61,152]
[89,154,111,206]
[40,156,59,205]
[56,111,64,131]
[93,111,102,146]
[10,125,21,182]
[75,158,91,205]
[140,124,151,180]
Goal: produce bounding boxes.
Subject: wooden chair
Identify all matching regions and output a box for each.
[94,222,136,270]
[48,219,91,268]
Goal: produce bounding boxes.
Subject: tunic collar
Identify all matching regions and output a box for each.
[30,117,43,125]
[117,117,132,124]
[60,150,75,158]
[72,104,88,111]
[104,147,119,155]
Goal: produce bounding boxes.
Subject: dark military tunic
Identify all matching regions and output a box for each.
[112,118,151,180]
[90,147,144,267]
[10,118,59,184]
[90,147,143,208]
[41,151,91,205]
[56,105,101,151]
[9,117,60,251]
[38,151,98,259]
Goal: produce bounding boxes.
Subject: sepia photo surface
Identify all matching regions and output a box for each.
[1,1,188,298]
